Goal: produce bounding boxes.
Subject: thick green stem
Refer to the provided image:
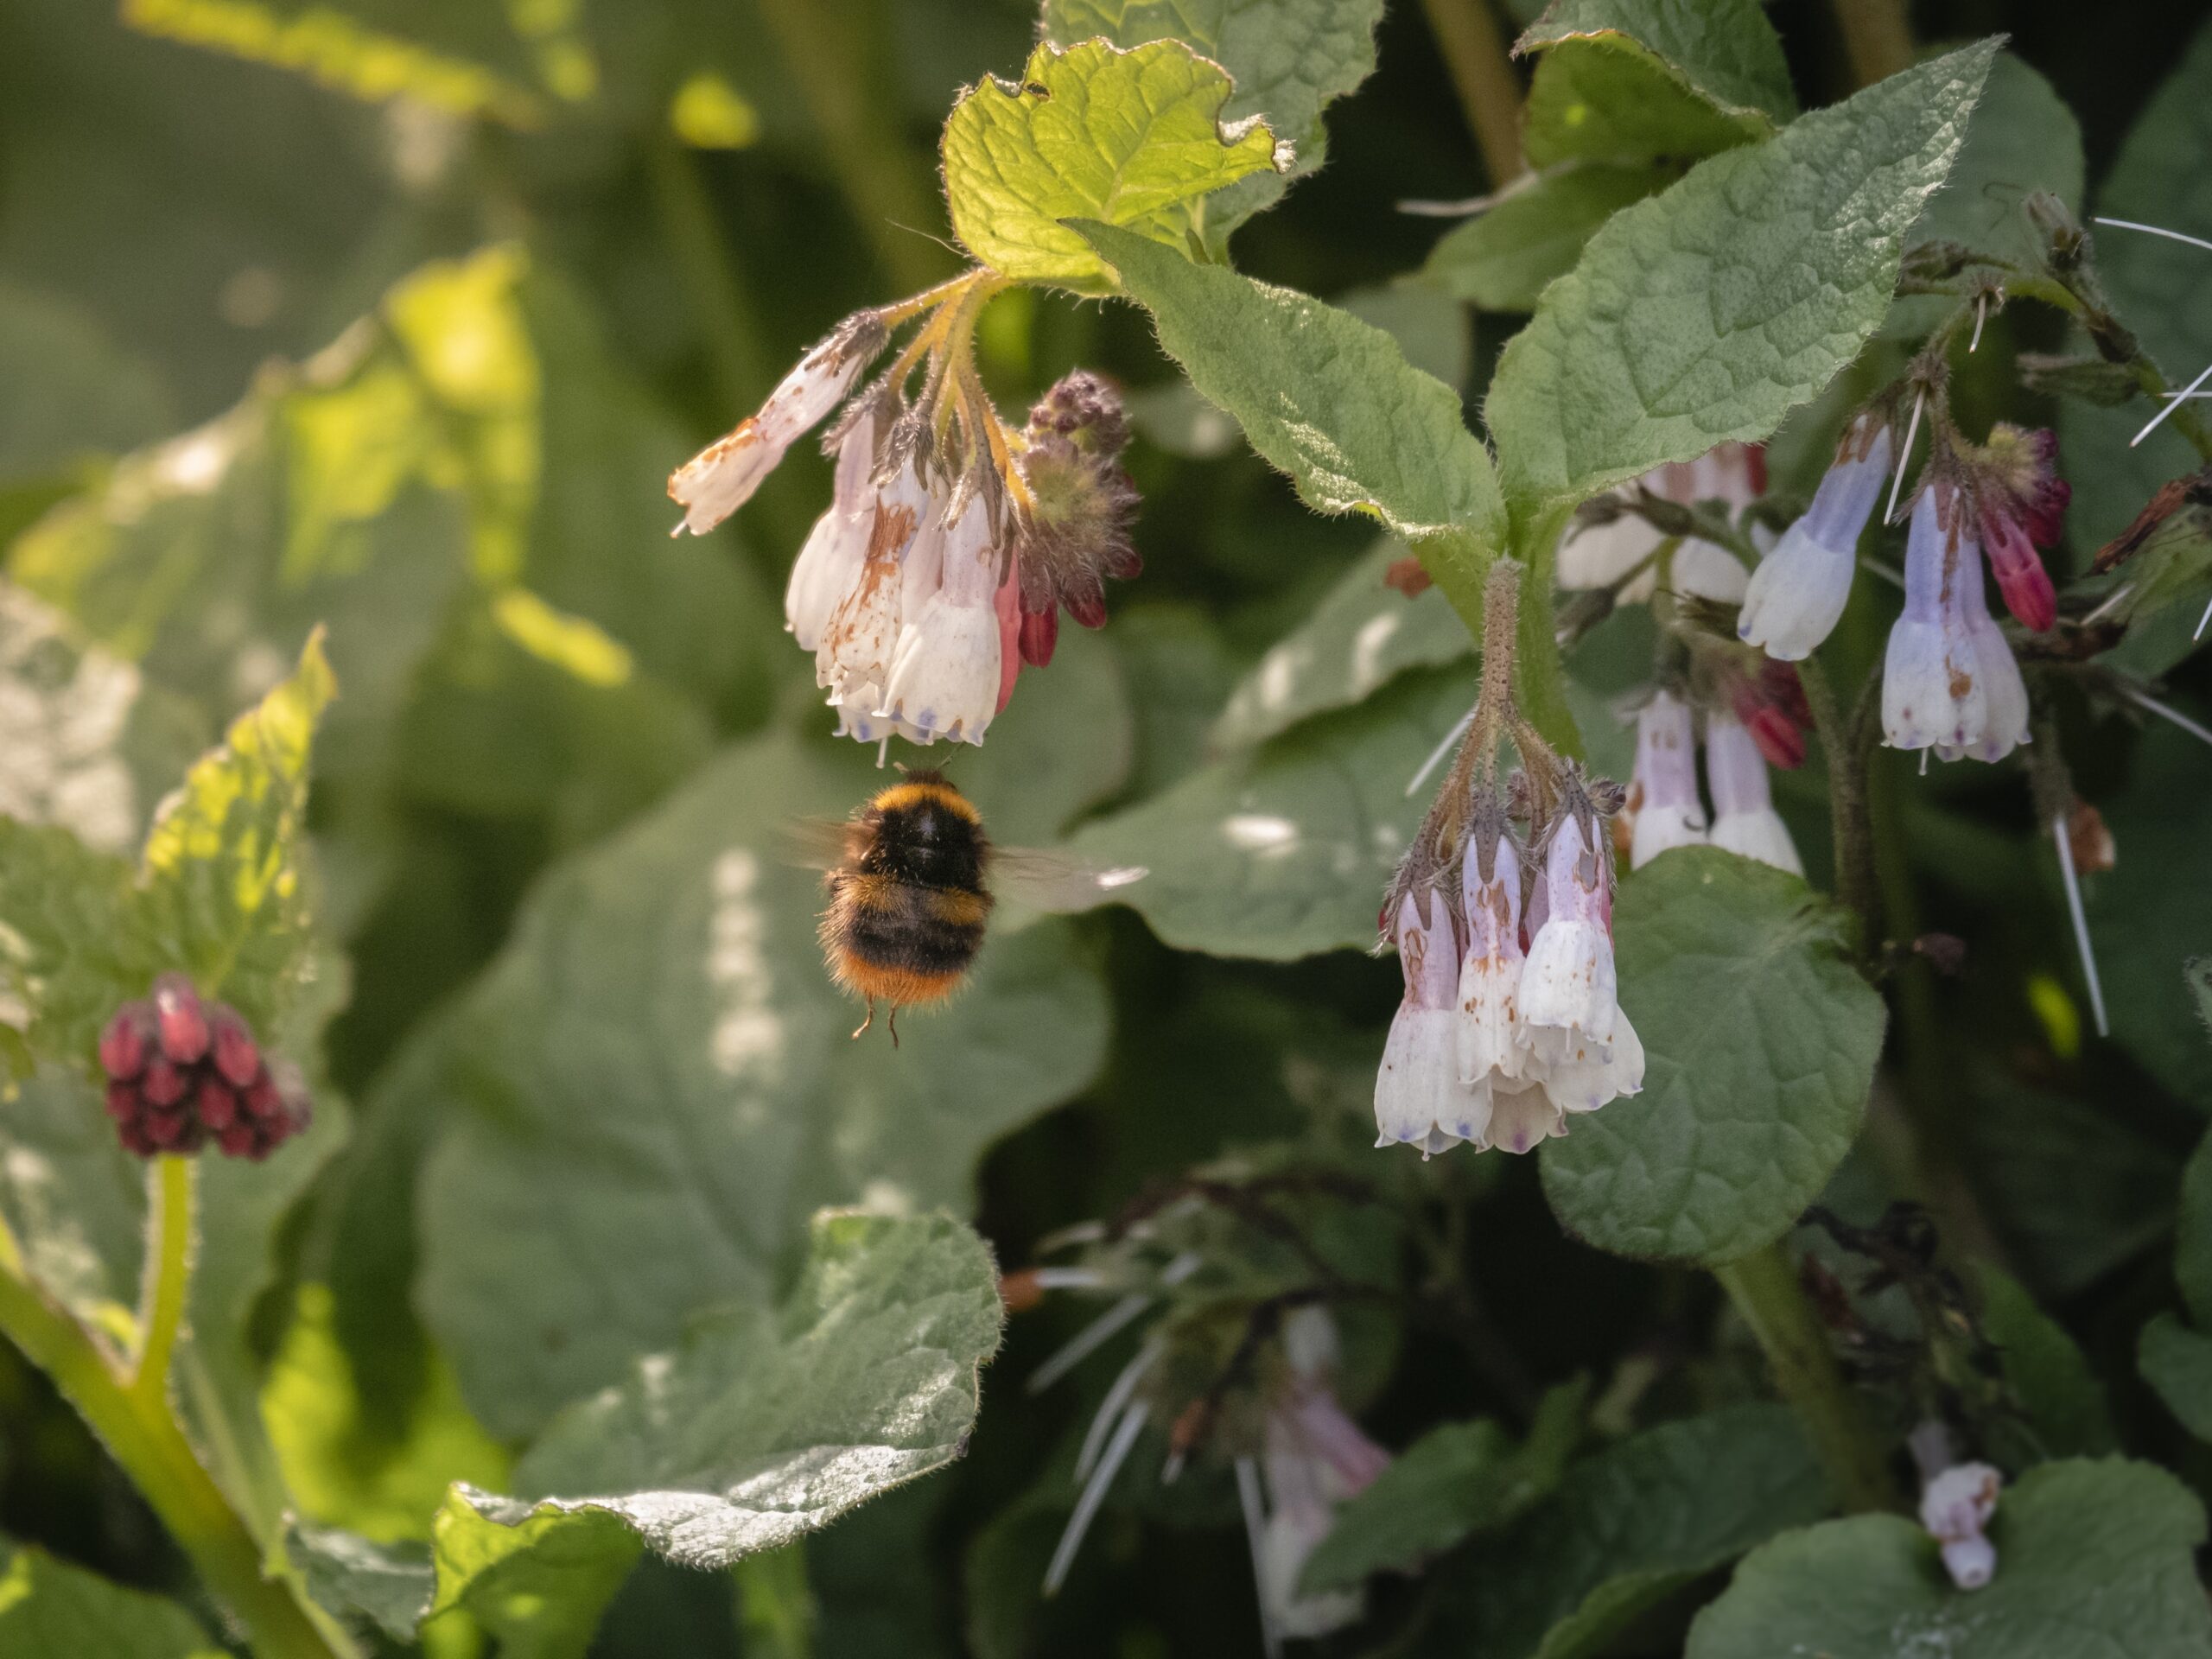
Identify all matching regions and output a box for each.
[1714,1242,1898,1513]
[753,0,956,296]
[0,1251,340,1659]
[1419,0,1526,188]
[130,1154,193,1404]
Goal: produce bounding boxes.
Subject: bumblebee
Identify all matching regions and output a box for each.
[802,770,1142,1042]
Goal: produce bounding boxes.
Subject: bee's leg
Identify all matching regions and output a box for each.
[887,1005,901,1047]
[850,998,876,1040]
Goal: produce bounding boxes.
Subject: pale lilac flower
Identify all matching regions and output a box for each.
[1249,1309,1389,1649]
[1627,690,1707,868]
[1556,508,1662,595]
[880,490,1006,744]
[669,313,887,536]
[1934,543,2031,765]
[1882,485,1986,753]
[785,403,883,651]
[1456,823,1533,1102]
[1516,810,1643,1123]
[1705,711,1802,875]
[817,448,936,741]
[1739,417,1892,659]
[1375,888,1471,1157]
[1920,1461,2002,1590]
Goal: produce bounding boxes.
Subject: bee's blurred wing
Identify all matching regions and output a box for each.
[991,846,1147,914]
[782,817,860,872]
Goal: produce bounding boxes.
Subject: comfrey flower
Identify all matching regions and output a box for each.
[1738,415,1891,659]
[1920,1461,2002,1590]
[1559,442,1762,603]
[1375,562,1642,1159]
[1972,424,2067,633]
[1704,710,1802,874]
[1882,483,1986,754]
[1626,690,1707,868]
[1881,482,2031,763]
[670,274,1140,753]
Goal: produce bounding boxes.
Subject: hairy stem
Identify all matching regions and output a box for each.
[1797,655,1878,951]
[2010,272,2212,463]
[0,1243,343,1659]
[1419,0,1526,187]
[1714,1242,1899,1513]
[1828,0,1912,89]
[753,0,957,295]
[129,1154,194,1405]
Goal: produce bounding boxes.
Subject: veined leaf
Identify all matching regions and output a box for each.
[1490,40,1996,512]
[1541,850,1885,1265]
[1039,0,1383,242]
[1517,0,1797,134]
[941,39,1287,293]
[1686,1459,2212,1659]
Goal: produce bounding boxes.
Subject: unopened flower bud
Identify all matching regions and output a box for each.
[99,1007,152,1081]
[152,973,210,1065]
[1014,372,1141,639]
[97,985,310,1160]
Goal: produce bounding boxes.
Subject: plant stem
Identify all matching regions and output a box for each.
[2009,272,2212,463]
[753,0,957,295]
[1419,0,1526,188]
[1714,1242,1898,1513]
[1797,655,1878,951]
[130,1154,193,1404]
[1828,0,1912,89]
[0,1248,342,1659]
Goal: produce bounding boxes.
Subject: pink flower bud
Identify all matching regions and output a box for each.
[197,1079,239,1130]
[152,974,210,1065]
[141,1058,187,1108]
[99,1005,152,1080]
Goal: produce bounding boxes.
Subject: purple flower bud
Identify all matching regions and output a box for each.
[151,974,210,1065]
[99,1004,153,1080]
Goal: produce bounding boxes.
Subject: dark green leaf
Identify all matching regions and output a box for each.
[1541,850,1885,1264]
[1516,0,1796,130]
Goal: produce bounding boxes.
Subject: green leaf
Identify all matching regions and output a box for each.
[0,1547,223,1659]
[1212,537,1472,749]
[138,629,333,1032]
[1904,54,2082,267]
[2057,16,2212,577]
[454,1211,1002,1569]
[1685,1459,2212,1659]
[284,1524,435,1643]
[1541,850,1886,1265]
[1423,165,1669,313]
[1039,0,1383,241]
[940,39,1287,294]
[1300,1378,1586,1593]
[0,823,153,1070]
[427,1498,641,1658]
[1974,1266,2117,1460]
[1521,45,1758,171]
[1446,1404,1832,1659]
[1069,663,1477,958]
[1516,0,1797,130]
[2141,1313,2212,1441]
[413,729,1109,1438]
[2087,715,2212,1105]
[1489,40,1997,512]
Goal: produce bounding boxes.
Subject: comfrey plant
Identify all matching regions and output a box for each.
[1376,563,1641,1157]
[670,283,1139,751]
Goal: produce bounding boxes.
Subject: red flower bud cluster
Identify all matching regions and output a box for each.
[97,976,309,1160]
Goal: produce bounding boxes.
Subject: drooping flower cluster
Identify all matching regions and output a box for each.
[669,275,1140,752]
[1738,413,1892,659]
[98,975,310,1160]
[1558,441,1764,604]
[1619,690,1802,876]
[1376,563,1642,1158]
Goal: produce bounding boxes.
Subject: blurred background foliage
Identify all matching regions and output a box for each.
[3,0,2212,1655]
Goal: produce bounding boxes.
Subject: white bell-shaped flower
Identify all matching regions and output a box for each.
[785,404,882,651]
[880,489,1005,745]
[1375,888,1473,1157]
[1933,542,2031,765]
[1883,485,1986,753]
[1705,711,1802,874]
[1738,418,1891,660]
[1628,690,1707,869]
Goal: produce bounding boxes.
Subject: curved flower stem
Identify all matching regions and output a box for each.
[2007,272,2212,464]
[1797,655,1878,955]
[1419,0,1525,187]
[129,1154,194,1404]
[0,1228,343,1659]
[1714,1242,1899,1514]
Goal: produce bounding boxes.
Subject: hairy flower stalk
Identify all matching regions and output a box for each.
[1739,415,1892,659]
[669,271,1140,753]
[1375,563,1641,1157]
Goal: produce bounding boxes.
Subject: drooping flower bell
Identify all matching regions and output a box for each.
[1933,529,2030,765]
[1375,887,1473,1158]
[1626,689,1707,868]
[1882,483,1986,754]
[1516,801,1643,1125]
[669,274,1141,753]
[1703,710,1802,874]
[1738,415,1892,660]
